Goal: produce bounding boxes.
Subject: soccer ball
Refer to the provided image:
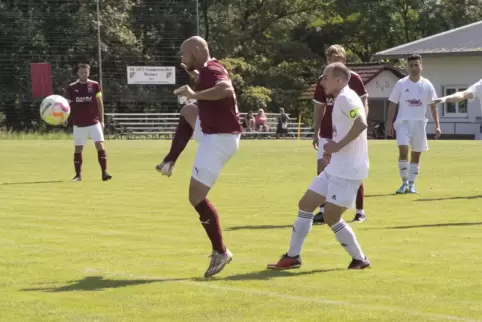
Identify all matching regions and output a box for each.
[40,95,71,125]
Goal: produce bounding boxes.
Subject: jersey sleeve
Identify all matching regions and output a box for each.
[203,63,230,87]
[95,83,102,98]
[467,79,482,100]
[426,80,437,102]
[340,95,365,121]
[350,73,368,98]
[388,80,402,104]
[313,78,326,105]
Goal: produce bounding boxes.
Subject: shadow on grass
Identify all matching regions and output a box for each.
[21,275,188,292]
[416,195,482,202]
[1,180,65,186]
[380,222,482,230]
[364,194,396,198]
[225,225,292,231]
[198,268,344,282]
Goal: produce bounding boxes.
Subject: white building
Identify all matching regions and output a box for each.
[374,20,482,139]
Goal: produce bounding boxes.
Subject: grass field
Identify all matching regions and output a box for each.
[0,139,481,322]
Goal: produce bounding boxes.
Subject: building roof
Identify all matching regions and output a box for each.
[300,62,405,100]
[373,20,482,59]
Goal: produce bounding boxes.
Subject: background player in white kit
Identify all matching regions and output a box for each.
[431,79,482,107]
[267,62,370,270]
[386,54,441,194]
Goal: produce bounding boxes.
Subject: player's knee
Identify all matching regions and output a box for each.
[94,141,104,151]
[180,104,198,128]
[323,205,343,226]
[74,146,84,153]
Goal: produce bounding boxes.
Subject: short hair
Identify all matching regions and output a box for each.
[325,45,346,59]
[407,54,422,62]
[77,63,91,71]
[327,62,350,80]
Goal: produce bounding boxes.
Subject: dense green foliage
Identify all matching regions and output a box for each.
[0,0,481,129]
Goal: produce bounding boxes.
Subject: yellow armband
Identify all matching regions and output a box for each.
[348,108,361,119]
[96,92,102,98]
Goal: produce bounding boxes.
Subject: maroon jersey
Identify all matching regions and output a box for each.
[195,60,242,134]
[66,80,101,127]
[313,71,367,138]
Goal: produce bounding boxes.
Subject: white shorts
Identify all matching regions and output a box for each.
[317,137,329,160]
[73,123,104,146]
[192,117,240,187]
[308,171,362,209]
[395,120,428,152]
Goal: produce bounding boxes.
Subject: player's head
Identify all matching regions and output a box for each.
[77,63,90,83]
[407,54,422,77]
[321,62,350,96]
[180,36,210,71]
[280,107,285,114]
[325,45,346,64]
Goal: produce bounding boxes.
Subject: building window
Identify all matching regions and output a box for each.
[443,86,468,117]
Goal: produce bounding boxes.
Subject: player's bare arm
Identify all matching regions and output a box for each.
[386,101,397,137]
[181,63,199,82]
[96,91,104,127]
[361,95,369,116]
[312,102,326,150]
[429,103,441,139]
[174,81,234,101]
[324,108,368,154]
[432,90,474,104]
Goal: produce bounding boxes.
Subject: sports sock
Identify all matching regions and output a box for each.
[98,150,107,172]
[287,210,314,257]
[164,115,193,163]
[408,163,419,184]
[331,220,365,260]
[398,160,409,182]
[355,183,364,213]
[74,153,82,176]
[195,199,225,254]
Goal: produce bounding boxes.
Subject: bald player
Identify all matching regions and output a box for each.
[156,36,241,278]
[268,62,370,270]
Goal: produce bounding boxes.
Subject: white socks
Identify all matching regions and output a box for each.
[408,163,419,184]
[287,212,366,261]
[398,160,409,182]
[287,210,313,257]
[331,220,365,260]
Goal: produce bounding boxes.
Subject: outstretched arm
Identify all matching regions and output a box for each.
[433,90,474,104]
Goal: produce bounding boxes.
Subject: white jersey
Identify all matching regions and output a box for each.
[325,86,369,181]
[467,79,482,101]
[389,76,437,121]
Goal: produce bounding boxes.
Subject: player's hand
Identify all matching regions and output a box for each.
[312,136,319,150]
[386,123,394,137]
[100,122,105,129]
[174,85,197,99]
[323,139,341,154]
[434,127,441,139]
[180,63,199,78]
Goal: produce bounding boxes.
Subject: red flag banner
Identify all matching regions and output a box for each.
[30,62,53,98]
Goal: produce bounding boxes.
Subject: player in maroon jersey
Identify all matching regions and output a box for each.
[312,45,368,224]
[65,63,112,182]
[155,36,241,278]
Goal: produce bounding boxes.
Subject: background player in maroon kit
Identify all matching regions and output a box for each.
[65,64,111,182]
[155,36,241,278]
[312,45,368,224]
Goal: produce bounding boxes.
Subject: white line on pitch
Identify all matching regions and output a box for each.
[85,268,481,322]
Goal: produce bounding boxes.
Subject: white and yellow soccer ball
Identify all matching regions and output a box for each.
[40,95,71,125]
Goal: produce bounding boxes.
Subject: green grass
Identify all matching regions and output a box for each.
[0,139,481,322]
